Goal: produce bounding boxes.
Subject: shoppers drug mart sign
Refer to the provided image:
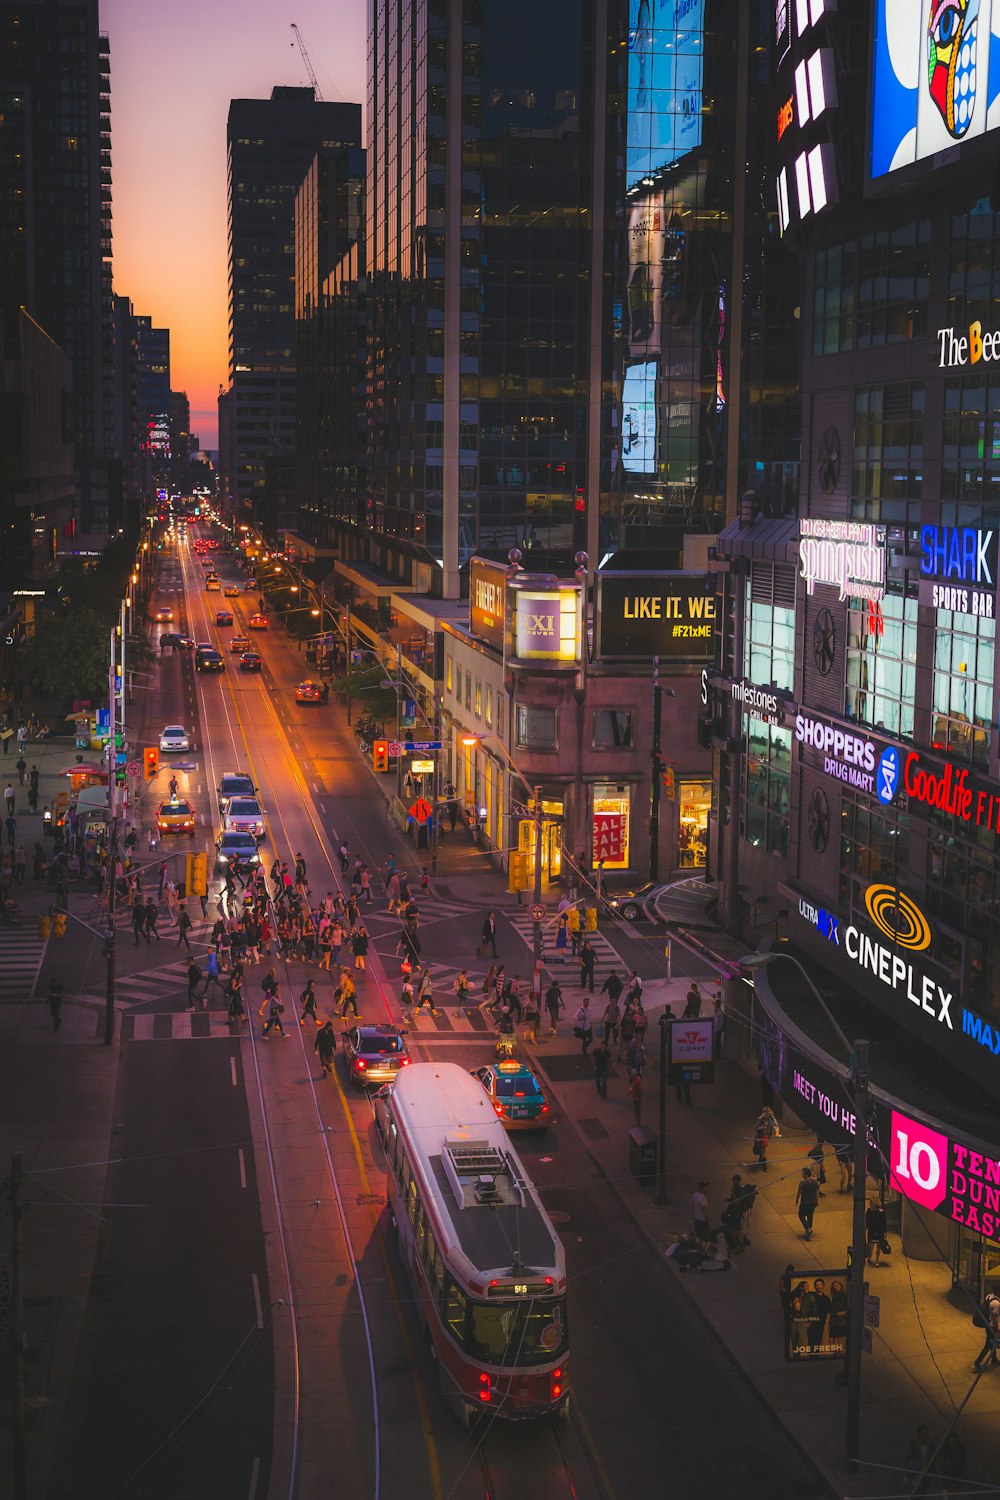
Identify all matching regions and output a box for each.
[890,1109,1000,1244]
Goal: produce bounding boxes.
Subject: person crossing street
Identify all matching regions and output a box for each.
[315,1020,337,1076]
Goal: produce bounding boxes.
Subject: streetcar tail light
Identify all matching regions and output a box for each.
[478,1373,491,1403]
[551,1369,563,1401]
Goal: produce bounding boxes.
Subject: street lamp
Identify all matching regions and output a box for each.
[740,950,870,1473]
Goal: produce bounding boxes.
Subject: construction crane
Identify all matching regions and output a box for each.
[291,23,323,101]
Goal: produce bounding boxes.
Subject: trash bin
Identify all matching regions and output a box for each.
[628,1125,657,1188]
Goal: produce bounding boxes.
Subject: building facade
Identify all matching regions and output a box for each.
[224,87,361,526]
[0,0,115,534]
[135,317,170,497]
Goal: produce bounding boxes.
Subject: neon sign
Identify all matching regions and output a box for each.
[902,751,1000,835]
[891,1109,1000,1244]
[799,518,886,602]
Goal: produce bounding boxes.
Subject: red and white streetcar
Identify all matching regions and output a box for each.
[378,1062,568,1424]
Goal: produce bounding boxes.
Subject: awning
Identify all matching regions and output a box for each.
[716,514,799,565]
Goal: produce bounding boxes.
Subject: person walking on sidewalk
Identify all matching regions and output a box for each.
[545,979,564,1035]
[47,977,63,1033]
[808,1137,827,1191]
[176,902,194,952]
[15,755,26,787]
[480,911,498,959]
[4,783,14,817]
[186,959,203,1010]
[352,923,369,971]
[574,999,593,1054]
[299,979,320,1027]
[522,990,540,1044]
[754,1105,781,1169]
[865,1199,887,1266]
[338,840,350,873]
[693,1182,711,1243]
[683,981,702,1018]
[143,897,161,942]
[628,1070,643,1125]
[132,899,148,946]
[579,939,596,993]
[337,970,359,1019]
[972,1290,1000,1373]
[835,1140,853,1193]
[261,991,287,1038]
[592,1033,611,1098]
[315,1020,337,1076]
[795,1168,821,1240]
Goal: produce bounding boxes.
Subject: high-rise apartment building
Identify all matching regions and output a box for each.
[169,390,192,496]
[0,0,114,533]
[223,86,361,525]
[136,317,170,494]
[112,294,145,526]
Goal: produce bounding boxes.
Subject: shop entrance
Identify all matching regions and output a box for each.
[678,779,710,868]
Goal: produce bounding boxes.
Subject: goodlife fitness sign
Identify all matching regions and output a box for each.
[799,518,886,603]
[891,1108,1000,1245]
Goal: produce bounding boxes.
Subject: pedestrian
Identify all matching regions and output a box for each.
[143,897,160,942]
[835,1140,853,1193]
[592,1033,611,1098]
[724,1174,756,1250]
[337,970,359,1018]
[693,1182,711,1242]
[712,993,726,1059]
[865,1199,887,1266]
[202,950,226,1004]
[480,910,498,959]
[626,1034,645,1078]
[903,1425,935,1490]
[26,782,38,815]
[808,1137,827,1191]
[15,755,26,786]
[299,979,319,1027]
[451,968,472,1007]
[938,1432,967,1487]
[674,1040,692,1105]
[754,1105,781,1169]
[554,913,568,963]
[601,996,621,1049]
[12,843,26,885]
[261,990,287,1038]
[972,1289,1000,1372]
[683,981,702,1018]
[186,958,203,1010]
[628,1070,643,1125]
[360,866,373,904]
[545,979,564,1035]
[315,1020,337,1075]
[338,840,350,873]
[3,784,13,817]
[4,812,15,849]
[618,1001,636,1063]
[175,902,194,951]
[352,922,369,970]
[573,999,593,1054]
[414,968,439,1015]
[522,990,540,1044]
[400,974,416,1018]
[579,939,596,992]
[132,900,148,946]
[226,972,247,1024]
[795,1168,821,1240]
[47,977,63,1032]
[199,888,209,921]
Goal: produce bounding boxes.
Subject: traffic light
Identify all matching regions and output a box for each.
[53,912,68,938]
[185,853,208,897]
[373,739,389,773]
[38,914,51,940]
[144,746,159,781]
[662,766,676,802]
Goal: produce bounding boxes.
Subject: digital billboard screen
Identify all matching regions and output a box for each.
[622,360,658,474]
[871,0,1000,179]
[627,0,705,192]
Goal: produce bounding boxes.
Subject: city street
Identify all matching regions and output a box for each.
[34,530,819,1499]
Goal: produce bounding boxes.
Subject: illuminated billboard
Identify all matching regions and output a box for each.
[622,360,658,474]
[871,0,1000,179]
[627,0,704,192]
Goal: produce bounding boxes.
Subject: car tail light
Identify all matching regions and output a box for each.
[354,1059,367,1070]
[494,1103,505,1116]
[551,1369,563,1401]
[478,1373,491,1403]
[540,1103,551,1114]
[400,1056,412,1066]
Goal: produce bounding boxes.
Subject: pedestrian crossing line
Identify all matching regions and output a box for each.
[506,914,630,982]
[363,896,475,927]
[118,1011,243,1042]
[0,928,49,1001]
[81,959,194,1009]
[403,1004,490,1035]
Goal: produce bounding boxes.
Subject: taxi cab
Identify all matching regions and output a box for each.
[470,1060,551,1131]
[248,613,269,630]
[295,679,323,703]
[223,583,240,597]
[229,635,250,654]
[156,799,196,836]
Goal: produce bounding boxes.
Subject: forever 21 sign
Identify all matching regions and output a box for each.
[597,573,716,660]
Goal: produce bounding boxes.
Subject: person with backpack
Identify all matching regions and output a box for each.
[414,968,439,1016]
[573,999,593,1054]
[315,1021,337,1077]
[260,989,287,1038]
[973,1290,1000,1372]
[753,1105,781,1169]
[299,979,320,1027]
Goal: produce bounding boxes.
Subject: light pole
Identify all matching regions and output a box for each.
[740,950,870,1472]
[654,1010,670,1205]
[650,655,662,883]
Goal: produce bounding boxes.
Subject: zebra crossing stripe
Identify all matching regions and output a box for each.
[0,930,48,1001]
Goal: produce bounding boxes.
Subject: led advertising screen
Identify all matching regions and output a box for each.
[622,360,658,474]
[627,0,705,191]
[871,0,1000,179]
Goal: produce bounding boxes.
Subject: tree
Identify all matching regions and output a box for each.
[327,664,397,725]
[26,608,110,703]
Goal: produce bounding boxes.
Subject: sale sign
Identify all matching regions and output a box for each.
[593,811,626,865]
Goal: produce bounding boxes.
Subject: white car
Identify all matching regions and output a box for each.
[224,796,265,839]
[159,724,190,754]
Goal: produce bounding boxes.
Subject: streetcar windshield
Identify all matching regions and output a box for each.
[466,1297,567,1367]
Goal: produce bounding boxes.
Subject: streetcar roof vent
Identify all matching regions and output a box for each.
[442,1139,524,1209]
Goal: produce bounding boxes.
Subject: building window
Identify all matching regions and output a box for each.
[592,785,630,869]
[932,611,994,769]
[742,721,791,857]
[446,655,453,694]
[474,679,482,718]
[744,567,795,692]
[839,795,909,903]
[593,709,634,749]
[496,693,505,741]
[465,671,472,711]
[852,383,924,524]
[678,780,710,868]
[812,221,930,357]
[485,687,493,728]
[926,832,1000,1013]
[516,704,557,750]
[845,593,917,738]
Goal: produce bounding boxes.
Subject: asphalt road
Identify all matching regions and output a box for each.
[43,527,823,1500]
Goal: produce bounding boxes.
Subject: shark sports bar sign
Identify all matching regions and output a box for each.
[918,525,997,619]
[799,518,886,603]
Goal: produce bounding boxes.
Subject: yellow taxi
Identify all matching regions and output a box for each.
[248,613,269,630]
[229,635,250,654]
[223,584,240,597]
[295,679,324,703]
[156,799,196,837]
[470,1060,552,1131]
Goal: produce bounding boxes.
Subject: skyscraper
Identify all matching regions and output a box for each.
[136,318,170,495]
[0,0,114,533]
[223,86,361,526]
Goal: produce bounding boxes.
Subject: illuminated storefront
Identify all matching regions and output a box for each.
[592,786,631,870]
[677,779,710,868]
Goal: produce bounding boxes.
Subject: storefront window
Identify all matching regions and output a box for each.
[932,611,994,768]
[678,780,709,868]
[592,785,630,869]
[742,721,791,857]
[845,592,917,739]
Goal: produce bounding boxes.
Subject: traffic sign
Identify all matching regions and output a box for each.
[861,1326,873,1356]
[864,1295,880,1328]
[407,740,442,752]
[126,761,142,778]
[529,903,546,921]
[409,797,434,824]
[387,741,403,756]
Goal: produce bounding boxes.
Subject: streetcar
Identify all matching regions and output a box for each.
[379,1062,568,1424]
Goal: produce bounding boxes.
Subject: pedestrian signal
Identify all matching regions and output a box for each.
[584,906,598,931]
[662,766,676,801]
[53,912,68,938]
[38,914,51,940]
[143,746,159,780]
[373,739,389,773]
[186,852,208,897]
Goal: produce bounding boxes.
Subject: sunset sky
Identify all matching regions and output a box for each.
[103,0,366,452]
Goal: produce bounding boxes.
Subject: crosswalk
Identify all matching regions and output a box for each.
[112,1001,496,1041]
[506,911,631,993]
[362,894,475,931]
[0,926,48,1001]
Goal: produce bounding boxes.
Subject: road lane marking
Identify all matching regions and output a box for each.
[247,1456,260,1500]
[251,1272,264,1330]
[238,1147,247,1188]
[230,1056,238,1087]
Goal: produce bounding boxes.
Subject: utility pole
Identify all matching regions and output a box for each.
[654,1014,670,1205]
[8,1152,26,1499]
[345,603,353,726]
[649,655,662,882]
[104,640,117,1047]
[846,1038,871,1471]
[532,784,544,991]
[431,692,442,876]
